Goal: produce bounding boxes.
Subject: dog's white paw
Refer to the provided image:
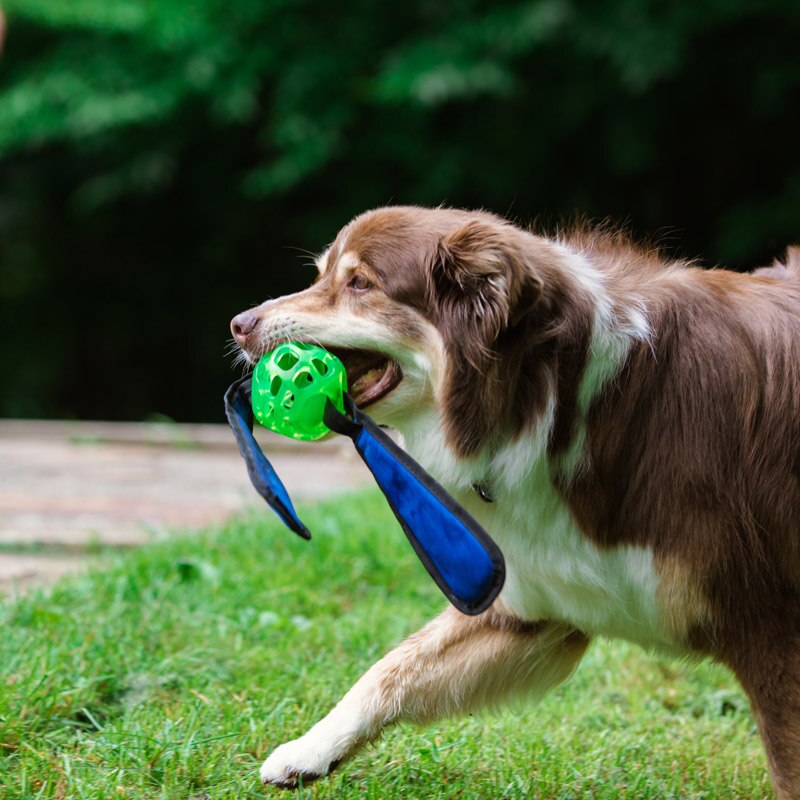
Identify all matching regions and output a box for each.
[260,735,341,789]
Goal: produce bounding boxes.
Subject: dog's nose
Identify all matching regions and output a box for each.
[230,311,259,346]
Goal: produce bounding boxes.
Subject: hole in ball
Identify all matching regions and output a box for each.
[277,352,298,370]
[293,369,314,387]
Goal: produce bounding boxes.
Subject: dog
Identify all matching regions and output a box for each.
[231,206,800,798]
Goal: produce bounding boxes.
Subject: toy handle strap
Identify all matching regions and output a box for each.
[224,375,311,539]
[324,395,505,615]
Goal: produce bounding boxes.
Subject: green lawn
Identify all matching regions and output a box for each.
[0,492,773,799]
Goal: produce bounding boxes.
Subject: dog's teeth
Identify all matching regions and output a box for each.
[353,366,386,391]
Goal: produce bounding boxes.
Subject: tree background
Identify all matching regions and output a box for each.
[1,0,798,422]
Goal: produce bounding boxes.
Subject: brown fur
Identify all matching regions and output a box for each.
[235,208,800,797]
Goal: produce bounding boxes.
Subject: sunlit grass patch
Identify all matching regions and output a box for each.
[0,492,771,799]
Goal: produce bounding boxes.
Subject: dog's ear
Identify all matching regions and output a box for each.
[428,219,541,359]
[427,219,542,456]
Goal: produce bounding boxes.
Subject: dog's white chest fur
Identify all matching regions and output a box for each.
[399,416,671,650]
[463,473,668,649]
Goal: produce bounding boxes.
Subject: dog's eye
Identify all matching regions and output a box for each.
[348,274,372,292]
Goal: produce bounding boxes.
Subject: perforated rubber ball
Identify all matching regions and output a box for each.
[251,342,347,441]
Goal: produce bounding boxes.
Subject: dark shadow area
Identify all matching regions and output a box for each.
[1,1,798,421]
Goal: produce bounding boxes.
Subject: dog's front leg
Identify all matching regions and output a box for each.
[260,606,589,787]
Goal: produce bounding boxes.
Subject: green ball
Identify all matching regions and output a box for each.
[251,342,347,441]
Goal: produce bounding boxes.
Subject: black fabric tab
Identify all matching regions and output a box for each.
[322,397,362,438]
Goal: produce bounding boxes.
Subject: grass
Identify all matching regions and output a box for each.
[0,491,774,799]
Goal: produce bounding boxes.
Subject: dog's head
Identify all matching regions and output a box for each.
[231,206,584,457]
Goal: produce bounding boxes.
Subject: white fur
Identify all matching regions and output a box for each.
[315,247,331,274]
[335,250,360,276]
[467,465,668,649]
[557,251,651,475]
[260,708,371,786]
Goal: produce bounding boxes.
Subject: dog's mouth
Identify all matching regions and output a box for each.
[327,347,403,408]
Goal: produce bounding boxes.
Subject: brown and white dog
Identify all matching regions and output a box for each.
[230,206,800,798]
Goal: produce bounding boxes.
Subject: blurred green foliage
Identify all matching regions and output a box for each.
[1,0,799,421]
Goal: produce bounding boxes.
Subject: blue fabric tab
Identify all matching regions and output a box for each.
[353,423,503,613]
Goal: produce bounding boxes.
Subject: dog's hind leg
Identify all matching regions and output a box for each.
[734,637,800,800]
[259,606,589,788]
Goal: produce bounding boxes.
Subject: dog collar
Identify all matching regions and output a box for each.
[224,376,505,615]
